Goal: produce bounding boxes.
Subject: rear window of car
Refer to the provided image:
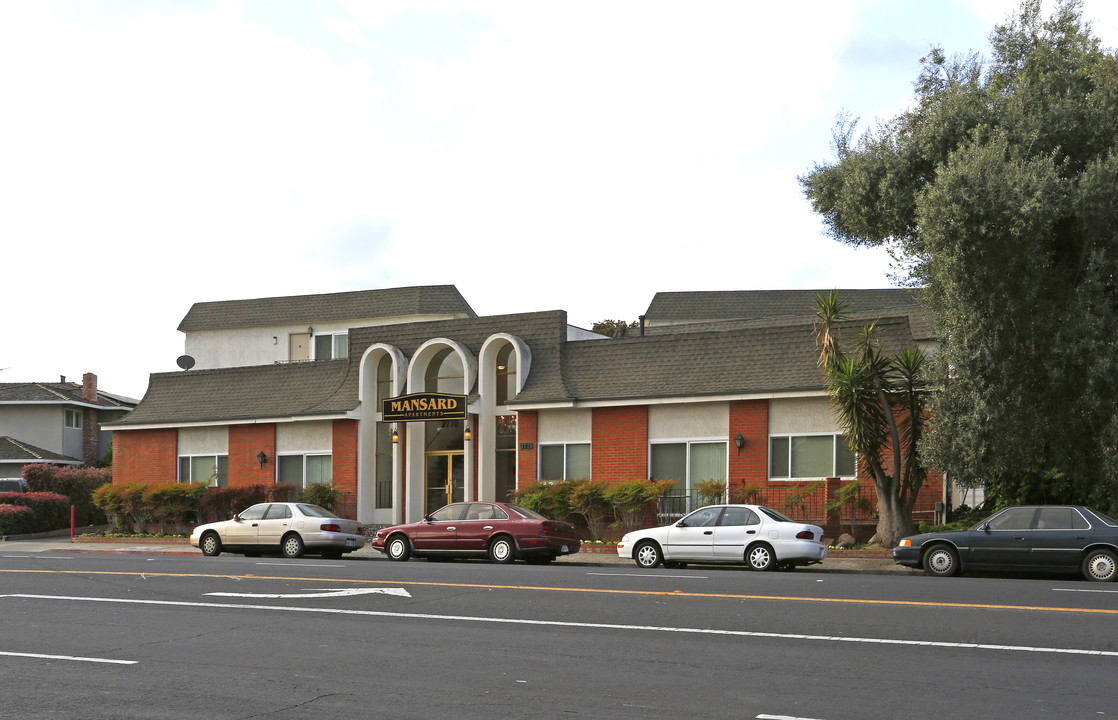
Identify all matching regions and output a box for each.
[758,506,794,523]
[296,504,337,518]
[507,504,546,520]
[1091,509,1118,527]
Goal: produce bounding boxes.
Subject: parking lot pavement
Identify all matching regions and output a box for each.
[0,535,916,574]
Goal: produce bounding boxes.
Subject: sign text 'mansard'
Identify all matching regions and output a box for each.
[382,392,467,422]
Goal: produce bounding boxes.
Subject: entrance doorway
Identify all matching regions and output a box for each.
[425,452,464,513]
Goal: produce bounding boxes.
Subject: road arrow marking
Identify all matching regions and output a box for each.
[204,588,411,599]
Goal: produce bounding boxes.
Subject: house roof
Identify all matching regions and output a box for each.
[178,285,477,332]
[0,382,137,409]
[0,436,80,463]
[643,288,934,341]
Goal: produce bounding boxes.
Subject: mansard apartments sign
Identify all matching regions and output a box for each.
[382,393,467,422]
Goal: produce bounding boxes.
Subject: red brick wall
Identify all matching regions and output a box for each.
[728,400,769,492]
[229,424,275,487]
[112,429,178,484]
[516,411,538,490]
[332,419,358,495]
[591,406,649,481]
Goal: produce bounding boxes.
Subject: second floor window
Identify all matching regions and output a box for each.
[313,332,349,360]
[65,409,83,429]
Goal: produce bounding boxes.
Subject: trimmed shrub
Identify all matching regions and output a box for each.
[92,483,128,531]
[0,504,35,536]
[198,485,270,523]
[0,491,71,532]
[302,482,338,511]
[568,479,611,540]
[145,483,208,534]
[22,465,111,526]
[605,480,675,531]
[513,480,579,523]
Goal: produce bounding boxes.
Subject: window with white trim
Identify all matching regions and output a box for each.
[649,441,727,500]
[277,453,333,488]
[178,455,229,486]
[769,434,856,480]
[65,409,83,429]
[313,332,349,360]
[539,443,590,481]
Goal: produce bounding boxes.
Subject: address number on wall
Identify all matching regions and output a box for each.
[519,442,534,450]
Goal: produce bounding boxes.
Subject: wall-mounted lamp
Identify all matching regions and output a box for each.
[307,326,314,335]
[391,425,399,444]
[463,426,472,442]
[257,451,268,467]
[733,432,745,455]
[272,336,278,345]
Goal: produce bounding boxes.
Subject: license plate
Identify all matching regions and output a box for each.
[561,545,569,553]
[346,539,355,547]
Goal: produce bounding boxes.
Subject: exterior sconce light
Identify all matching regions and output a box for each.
[464,426,472,442]
[733,433,745,455]
[307,326,314,335]
[257,451,268,467]
[391,425,399,444]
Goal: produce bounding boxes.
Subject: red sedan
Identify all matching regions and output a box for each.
[371,501,580,564]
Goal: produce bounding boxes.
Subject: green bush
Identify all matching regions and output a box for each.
[302,482,338,511]
[198,485,270,523]
[513,480,579,523]
[0,504,35,535]
[568,479,610,540]
[145,483,208,534]
[92,483,128,531]
[605,480,674,531]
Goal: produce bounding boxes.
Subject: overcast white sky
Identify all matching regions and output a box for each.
[2,1,1116,400]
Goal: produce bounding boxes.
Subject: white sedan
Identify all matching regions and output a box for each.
[190,502,364,559]
[617,504,827,570]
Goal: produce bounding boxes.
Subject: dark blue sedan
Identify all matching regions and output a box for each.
[893,505,1118,581]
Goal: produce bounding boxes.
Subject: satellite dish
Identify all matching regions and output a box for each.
[176,355,196,371]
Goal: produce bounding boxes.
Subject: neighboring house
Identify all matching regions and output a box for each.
[106,285,943,536]
[0,374,137,480]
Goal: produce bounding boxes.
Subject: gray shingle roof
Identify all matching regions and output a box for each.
[177,285,477,332]
[0,382,137,409]
[106,361,356,427]
[642,289,933,341]
[0,436,80,463]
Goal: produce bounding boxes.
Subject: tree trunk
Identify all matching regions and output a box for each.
[873,489,917,548]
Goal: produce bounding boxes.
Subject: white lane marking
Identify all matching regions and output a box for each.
[6,593,1118,658]
[758,715,826,720]
[1,556,74,560]
[0,650,136,665]
[205,588,410,599]
[1054,588,1118,595]
[587,572,709,579]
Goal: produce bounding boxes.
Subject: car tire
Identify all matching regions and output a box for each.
[1081,548,1118,582]
[634,541,662,569]
[386,534,411,561]
[923,544,959,577]
[199,532,222,557]
[746,543,775,571]
[281,533,305,559]
[488,536,516,564]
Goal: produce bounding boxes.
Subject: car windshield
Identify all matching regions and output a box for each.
[296,504,337,518]
[758,506,794,523]
[507,504,546,520]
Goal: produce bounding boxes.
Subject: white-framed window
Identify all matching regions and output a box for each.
[277,453,333,488]
[313,332,349,360]
[649,440,727,501]
[769,433,856,480]
[178,455,229,486]
[65,409,83,429]
[539,443,590,481]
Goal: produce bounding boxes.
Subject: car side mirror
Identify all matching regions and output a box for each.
[978,523,989,532]
[676,520,688,527]
[423,514,433,523]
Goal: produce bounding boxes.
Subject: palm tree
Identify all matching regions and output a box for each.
[813,291,930,547]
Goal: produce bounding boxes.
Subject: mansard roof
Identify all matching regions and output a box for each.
[177,285,477,332]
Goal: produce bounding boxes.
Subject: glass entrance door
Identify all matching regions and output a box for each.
[425,452,464,513]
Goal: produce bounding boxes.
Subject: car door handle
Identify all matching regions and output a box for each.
[704,531,713,535]
[252,523,259,527]
[746,530,756,534]
[446,526,456,531]
[484,526,494,530]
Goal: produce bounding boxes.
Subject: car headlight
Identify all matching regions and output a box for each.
[898,538,912,547]
[620,534,631,543]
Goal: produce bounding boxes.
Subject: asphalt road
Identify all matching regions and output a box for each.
[1,548,1116,720]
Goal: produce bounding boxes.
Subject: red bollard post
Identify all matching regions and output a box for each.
[71,505,75,542]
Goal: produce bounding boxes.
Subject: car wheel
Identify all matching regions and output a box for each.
[923,544,959,577]
[1081,548,1118,582]
[386,534,411,561]
[488,536,516,564]
[281,533,305,559]
[199,532,222,557]
[634,541,662,569]
[746,543,775,571]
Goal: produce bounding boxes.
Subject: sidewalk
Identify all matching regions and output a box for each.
[0,534,918,575]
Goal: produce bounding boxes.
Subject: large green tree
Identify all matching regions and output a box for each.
[800,0,1118,513]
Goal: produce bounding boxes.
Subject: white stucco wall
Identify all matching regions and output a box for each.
[537,408,592,443]
[276,421,333,452]
[178,426,229,454]
[648,403,728,440]
[768,397,840,435]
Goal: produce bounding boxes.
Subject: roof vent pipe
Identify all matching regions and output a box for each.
[639,315,646,336]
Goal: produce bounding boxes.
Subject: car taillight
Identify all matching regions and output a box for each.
[542,521,567,534]
[355,525,363,535]
[321,523,342,532]
[796,530,815,540]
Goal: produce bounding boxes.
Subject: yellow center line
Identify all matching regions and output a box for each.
[2,568,1115,615]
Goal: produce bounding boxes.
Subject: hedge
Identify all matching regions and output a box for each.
[0,491,71,533]
[22,465,110,526]
[0,504,35,536]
